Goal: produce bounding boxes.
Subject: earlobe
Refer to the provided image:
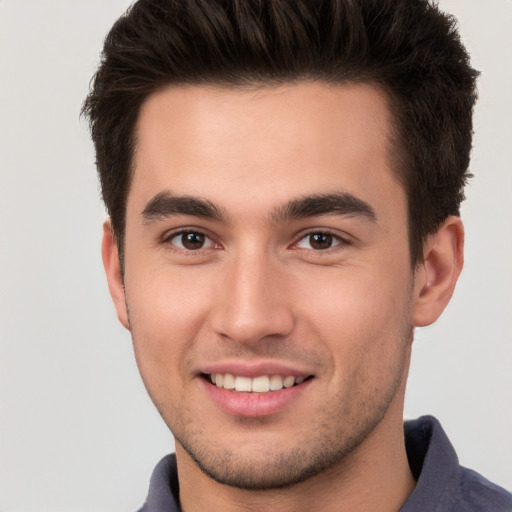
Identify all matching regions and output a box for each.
[412,216,464,327]
[102,220,130,330]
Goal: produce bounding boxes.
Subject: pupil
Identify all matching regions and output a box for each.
[182,232,204,249]
[310,233,332,250]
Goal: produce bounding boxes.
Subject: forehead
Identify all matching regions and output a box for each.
[130,82,403,219]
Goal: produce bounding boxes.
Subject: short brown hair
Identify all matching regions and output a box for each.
[83,0,479,268]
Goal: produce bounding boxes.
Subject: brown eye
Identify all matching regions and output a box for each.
[296,232,341,250]
[182,232,205,249]
[169,231,213,250]
[309,233,333,250]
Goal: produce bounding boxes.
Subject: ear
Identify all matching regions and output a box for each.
[102,220,130,330]
[412,216,464,327]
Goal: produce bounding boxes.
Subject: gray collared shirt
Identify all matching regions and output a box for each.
[137,416,512,511]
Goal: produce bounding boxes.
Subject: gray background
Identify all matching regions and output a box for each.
[1,1,511,510]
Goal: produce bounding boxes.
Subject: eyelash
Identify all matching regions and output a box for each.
[162,228,350,254]
[293,230,350,252]
[162,229,218,252]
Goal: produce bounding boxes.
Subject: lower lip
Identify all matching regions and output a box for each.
[201,378,311,418]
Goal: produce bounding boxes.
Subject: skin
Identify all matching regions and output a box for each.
[103,82,464,512]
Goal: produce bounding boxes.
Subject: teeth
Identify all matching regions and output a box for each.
[210,374,307,393]
[269,375,283,391]
[283,376,295,388]
[223,373,235,390]
[234,376,252,392]
[251,376,270,393]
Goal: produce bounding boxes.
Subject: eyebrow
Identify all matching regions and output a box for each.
[141,190,376,225]
[271,192,377,223]
[141,190,226,223]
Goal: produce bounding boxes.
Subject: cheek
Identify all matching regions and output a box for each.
[294,264,412,366]
[125,268,214,385]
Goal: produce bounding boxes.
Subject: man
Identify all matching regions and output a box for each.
[83,0,512,510]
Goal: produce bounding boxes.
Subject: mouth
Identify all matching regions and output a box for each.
[202,373,313,393]
[199,368,315,417]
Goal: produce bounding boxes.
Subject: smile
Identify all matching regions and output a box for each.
[201,370,314,417]
[208,374,308,393]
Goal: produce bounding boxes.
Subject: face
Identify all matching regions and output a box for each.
[111,82,421,489]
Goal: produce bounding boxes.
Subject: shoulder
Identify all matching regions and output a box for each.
[402,416,512,512]
[135,454,181,512]
[452,466,512,512]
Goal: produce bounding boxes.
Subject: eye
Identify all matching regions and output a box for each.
[296,232,342,250]
[168,231,215,250]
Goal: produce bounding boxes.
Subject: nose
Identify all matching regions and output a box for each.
[210,251,295,346]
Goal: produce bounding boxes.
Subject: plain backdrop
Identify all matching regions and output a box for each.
[0,1,511,511]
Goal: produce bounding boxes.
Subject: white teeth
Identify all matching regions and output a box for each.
[234,376,252,392]
[223,373,235,390]
[269,375,284,391]
[251,376,270,393]
[211,374,307,393]
[283,376,295,388]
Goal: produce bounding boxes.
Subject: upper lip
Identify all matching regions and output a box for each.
[198,360,313,379]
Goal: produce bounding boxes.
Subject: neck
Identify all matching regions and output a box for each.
[176,392,415,512]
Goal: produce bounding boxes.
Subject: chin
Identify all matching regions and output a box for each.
[173,417,377,491]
